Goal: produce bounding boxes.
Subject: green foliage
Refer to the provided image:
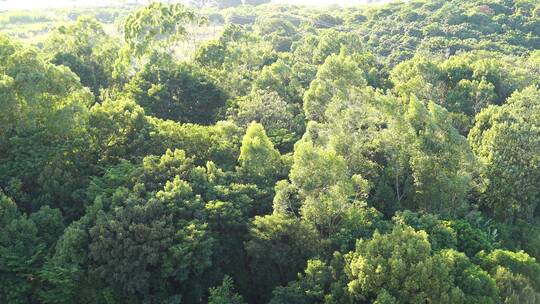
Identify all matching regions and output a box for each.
[298,85,476,217]
[360,0,540,66]
[231,89,302,152]
[1,1,539,303]
[492,266,539,304]
[440,249,499,304]
[123,3,198,56]
[347,225,465,303]
[404,98,477,214]
[394,211,496,257]
[303,52,367,122]
[44,16,119,99]
[0,192,64,303]
[252,59,303,103]
[88,196,213,301]
[478,249,540,303]
[270,255,353,304]
[208,275,246,304]
[195,39,228,69]
[495,219,540,261]
[126,53,227,124]
[330,206,388,253]
[290,140,357,237]
[469,86,540,223]
[238,122,284,186]
[245,213,320,302]
[254,15,298,52]
[393,211,458,251]
[195,25,278,97]
[0,34,93,218]
[449,219,495,257]
[88,96,150,163]
[390,51,534,133]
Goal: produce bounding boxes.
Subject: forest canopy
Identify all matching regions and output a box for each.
[0,0,539,303]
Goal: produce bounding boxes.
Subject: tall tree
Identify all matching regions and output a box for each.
[245,213,320,303]
[44,16,119,99]
[208,275,246,304]
[238,122,283,186]
[303,53,366,122]
[125,54,227,124]
[123,2,199,57]
[347,225,465,303]
[0,35,93,218]
[468,86,540,223]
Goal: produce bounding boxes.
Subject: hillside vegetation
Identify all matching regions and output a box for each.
[0,0,539,303]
